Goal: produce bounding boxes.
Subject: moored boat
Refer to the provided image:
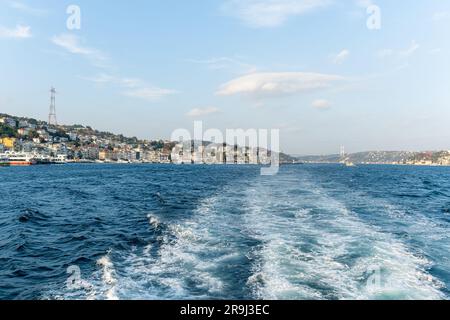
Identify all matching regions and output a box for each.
[0,152,37,166]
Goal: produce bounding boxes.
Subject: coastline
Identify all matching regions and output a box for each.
[3,161,450,168]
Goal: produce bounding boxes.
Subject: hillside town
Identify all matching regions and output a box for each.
[2,113,450,167]
[0,113,279,166]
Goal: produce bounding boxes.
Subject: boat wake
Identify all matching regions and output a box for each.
[106,192,251,299]
[243,174,445,300]
[51,169,446,300]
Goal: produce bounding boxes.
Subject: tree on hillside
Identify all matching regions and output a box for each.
[0,124,17,138]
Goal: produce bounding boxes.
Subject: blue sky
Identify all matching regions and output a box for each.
[1,0,449,154]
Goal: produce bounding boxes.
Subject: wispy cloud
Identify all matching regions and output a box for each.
[187,57,257,74]
[8,1,48,16]
[0,24,32,38]
[217,72,343,98]
[83,73,178,101]
[186,107,221,117]
[401,40,420,57]
[332,49,350,64]
[312,99,331,110]
[52,34,177,101]
[221,0,331,28]
[51,34,108,68]
[378,40,420,59]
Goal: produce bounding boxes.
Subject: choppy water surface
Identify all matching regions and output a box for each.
[0,164,449,300]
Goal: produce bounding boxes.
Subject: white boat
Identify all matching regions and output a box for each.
[53,154,67,164]
[0,152,37,166]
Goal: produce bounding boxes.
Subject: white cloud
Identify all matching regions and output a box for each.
[186,107,221,117]
[332,49,350,64]
[217,72,343,97]
[312,99,331,109]
[83,73,177,101]
[377,40,420,59]
[51,33,108,68]
[221,0,331,28]
[0,24,32,38]
[9,1,47,16]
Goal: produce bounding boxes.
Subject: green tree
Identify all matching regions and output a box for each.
[0,124,17,138]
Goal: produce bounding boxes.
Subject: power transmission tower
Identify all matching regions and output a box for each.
[48,87,57,126]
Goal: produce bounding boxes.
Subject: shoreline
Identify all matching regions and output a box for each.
[2,161,450,168]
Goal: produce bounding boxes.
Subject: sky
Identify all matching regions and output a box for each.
[0,0,449,155]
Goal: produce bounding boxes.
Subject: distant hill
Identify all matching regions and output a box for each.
[295,150,450,165]
[346,151,415,163]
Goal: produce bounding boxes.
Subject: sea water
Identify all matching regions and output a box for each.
[0,164,448,300]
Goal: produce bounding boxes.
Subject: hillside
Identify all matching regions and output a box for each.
[296,150,450,165]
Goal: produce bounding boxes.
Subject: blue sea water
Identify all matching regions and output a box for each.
[0,164,449,300]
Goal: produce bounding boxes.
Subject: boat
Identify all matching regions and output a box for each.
[53,154,67,164]
[0,152,37,166]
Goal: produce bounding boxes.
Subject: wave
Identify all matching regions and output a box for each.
[96,252,118,300]
[40,167,448,301]
[243,174,445,300]
[109,196,244,299]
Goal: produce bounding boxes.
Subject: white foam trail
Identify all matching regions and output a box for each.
[244,174,445,300]
[97,253,118,300]
[58,171,445,300]
[116,196,244,299]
